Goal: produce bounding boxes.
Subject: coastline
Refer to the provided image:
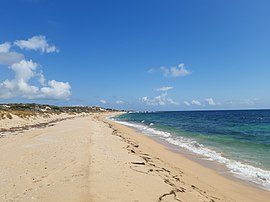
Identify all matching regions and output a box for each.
[111,112,270,191]
[0,112,269,201]
[103,113,270,201]
[124,124,269,191]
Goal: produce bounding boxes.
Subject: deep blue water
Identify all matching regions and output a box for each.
[114,110,270,190]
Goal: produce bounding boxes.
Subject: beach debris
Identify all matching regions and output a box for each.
[158,189,183,202]
[131,162,145,165]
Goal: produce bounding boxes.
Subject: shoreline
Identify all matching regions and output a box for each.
[0,112,269,201]
[110,113,270,192]
[152,134,266,191]
[137,128,269,191]
[103,113,270,201]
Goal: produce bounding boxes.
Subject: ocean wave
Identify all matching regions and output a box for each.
[113,120,171,138]
[165,137,270,190]
[111,118,270,190]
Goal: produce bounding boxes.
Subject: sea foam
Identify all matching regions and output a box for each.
[111,117,270,191]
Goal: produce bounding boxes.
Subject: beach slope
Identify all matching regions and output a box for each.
[0,113,269,201]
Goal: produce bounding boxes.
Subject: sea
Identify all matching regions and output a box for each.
[111,110,270,191]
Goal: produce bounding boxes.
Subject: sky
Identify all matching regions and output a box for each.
[0,0,270,111]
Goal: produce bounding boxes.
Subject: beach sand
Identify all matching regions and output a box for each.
[0,112,269,201]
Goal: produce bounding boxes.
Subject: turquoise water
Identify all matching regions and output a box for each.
[113,110,270,190]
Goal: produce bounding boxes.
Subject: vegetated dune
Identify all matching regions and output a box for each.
[0,103,121,134]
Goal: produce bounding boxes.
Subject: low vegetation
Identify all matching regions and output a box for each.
[0,103,121,120]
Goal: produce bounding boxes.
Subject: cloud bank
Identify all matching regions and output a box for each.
[0,36,71,100]
[184,98,221,107]
[205,98,220,106]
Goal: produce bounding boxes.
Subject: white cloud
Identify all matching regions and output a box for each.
[0,42,11,53]
[142,97,148,102]
[191,100,201,106]
[14,35,59,53]
[156,86,173,92]
[116,100,124,104]
[11,59,37,81]
[141,86,178,106]
[0,60,39,99]
[205,98,219,106]
[148,63,191,78]
[37,71,46,85]
[141,96,165,106]
[0,52,24,65]
[40,80,71,100]
[100,99,107,104]
[160,63,191,77]
[0,36,71,100]
[185,99,222,107]
[167,98,178,105]
[0,59,71,100]
[0,42,24,65]
[184,101,191,106]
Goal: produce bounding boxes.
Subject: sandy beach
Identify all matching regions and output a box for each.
[0,112,269,202]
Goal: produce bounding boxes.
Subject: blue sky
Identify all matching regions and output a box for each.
[0,0,270,110]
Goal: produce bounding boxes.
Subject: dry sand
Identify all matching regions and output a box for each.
[0,112,89,132]
[0,112,269,201]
